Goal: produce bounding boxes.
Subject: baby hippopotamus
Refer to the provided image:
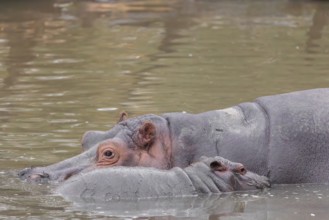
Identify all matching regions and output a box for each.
[56,156,270,200]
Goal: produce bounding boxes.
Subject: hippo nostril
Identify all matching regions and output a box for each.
[39,172,50,179]
[27,172,51,183]
[18,167,51,183]
[235,166,247,175]
[18,167,32,178]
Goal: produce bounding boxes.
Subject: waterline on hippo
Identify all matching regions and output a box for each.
[56,156,270,201]
[19,88,329,184]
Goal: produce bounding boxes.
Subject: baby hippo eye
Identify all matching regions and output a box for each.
[104,150,114,158]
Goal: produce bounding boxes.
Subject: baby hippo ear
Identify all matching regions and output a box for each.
[117,111,128,123]
[138,121,156,149]
[210,160,227,172]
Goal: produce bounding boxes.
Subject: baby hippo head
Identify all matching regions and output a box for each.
[196,156,270,192]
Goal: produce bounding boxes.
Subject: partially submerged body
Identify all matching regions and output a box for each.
[19,88,329,184]
[56,156,270,200]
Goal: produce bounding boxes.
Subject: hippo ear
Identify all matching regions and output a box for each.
[210,161,227,172]
[117,111,128,123]
[81,131,106,151]
[138,121,156,149]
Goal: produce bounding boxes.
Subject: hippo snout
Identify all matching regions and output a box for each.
[18,167,51,184]
[18,164,92,184]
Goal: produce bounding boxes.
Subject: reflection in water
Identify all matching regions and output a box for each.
[57,184,329,220]
[64,194,250,219]
[305,3,329,53]
[0,0,329,219]
[0,0,58,88]
[3,29,36,88]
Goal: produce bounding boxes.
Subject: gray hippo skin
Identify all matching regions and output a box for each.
[56,156,270,200]
[19,88,329,184]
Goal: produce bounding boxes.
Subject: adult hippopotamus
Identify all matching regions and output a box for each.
[56,156,270,200]
[19,88,329,184]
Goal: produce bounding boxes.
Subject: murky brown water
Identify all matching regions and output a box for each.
[1,0,329,219]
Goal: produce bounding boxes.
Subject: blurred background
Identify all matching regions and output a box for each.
[0,0,329,219]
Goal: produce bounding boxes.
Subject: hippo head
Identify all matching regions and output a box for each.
[18,113,172,183]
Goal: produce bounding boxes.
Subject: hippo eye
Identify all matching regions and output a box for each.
[104,150,114,158]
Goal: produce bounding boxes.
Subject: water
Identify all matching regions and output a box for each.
[1,0,329,219]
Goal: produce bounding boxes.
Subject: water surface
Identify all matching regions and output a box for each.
[1,0,329,219]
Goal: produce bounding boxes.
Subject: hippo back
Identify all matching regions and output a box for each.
[256,88,329,183]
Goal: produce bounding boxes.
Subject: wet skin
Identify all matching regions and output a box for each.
[56,156,270,200]
[19,88,329,184]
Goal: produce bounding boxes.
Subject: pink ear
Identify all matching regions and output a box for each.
[117,111,128,123]
[138,122,156,148]
[210,161,227,172]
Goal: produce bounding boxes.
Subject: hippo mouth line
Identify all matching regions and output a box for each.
[63,169,82,181]
[243,173,271,189]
